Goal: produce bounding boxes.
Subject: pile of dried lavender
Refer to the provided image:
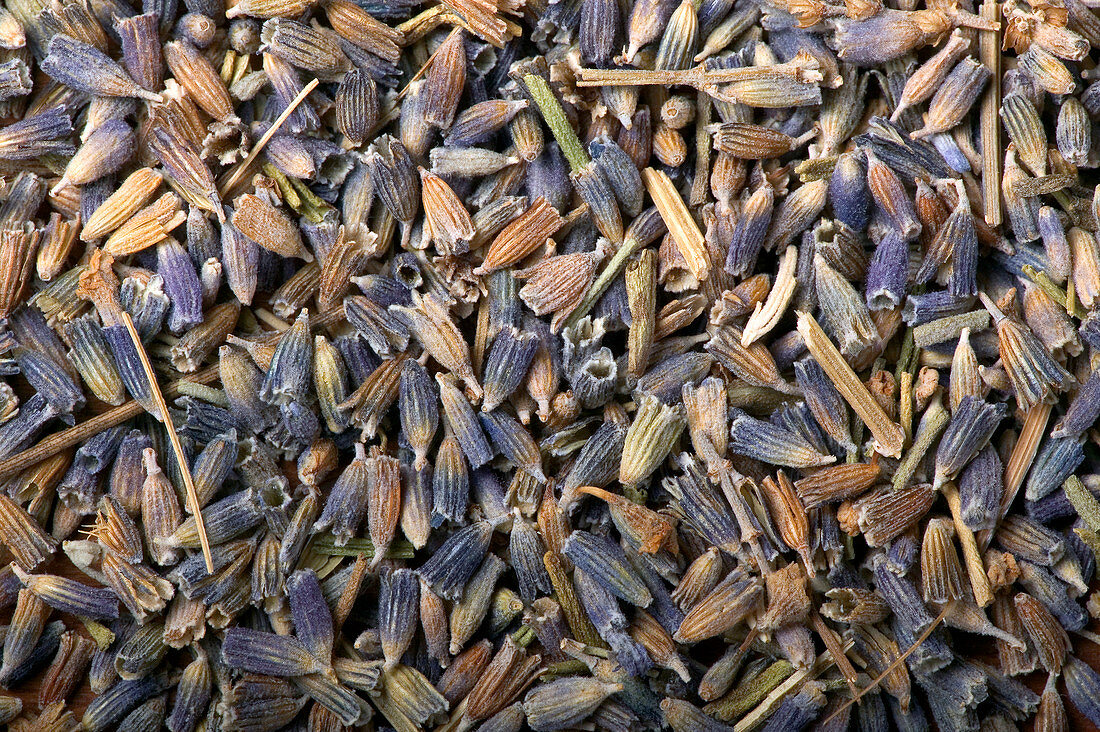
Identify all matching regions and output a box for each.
[0,0,1097,728]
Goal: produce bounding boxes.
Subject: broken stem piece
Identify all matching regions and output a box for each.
[523,74,589,172]
[797,312,905,458]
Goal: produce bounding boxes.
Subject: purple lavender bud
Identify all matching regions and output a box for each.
[561,420,626,501]
[959,445,1003,533]
[914,663,984,732]
[343,295,410,358]
[313,444,369,546]
[221,627,327,676]
[1065,656,1100,727]
[874,556,952,673]
[933,396,1007,488]
[729,410,835,469]
[335,333,381,384]
[625,544,685,634]
[511,516,551,602]
[437,372,495,469]
[564,531,653,607]
[42,34,159,102]
[1024,434,1085,501]
[14,568,119,619]
[527,142,571,213]
[590,135,643,217]
[367,134,418,225]
[1017,560,1087,631]
[482,326,538,413]
[1052,368,1100,439]
[723,184,773,277]
[664,455,742,554]
[795,358,854,450]
[574,568,654,677]
[480,410,544,482]
[0,109,74,160]
[580,0,621,66]
[14,348,85,423]
[418,521,492,600]
[636,352,712,406]
[759,682,826,732]
[116,12,163,92]
[82,671,173,732]
[0,394,59,461]
[285,569,333,662]
[829,152,869,231]
[379,567,418,669]
[432,436,469,527]
[157,237,204,333]
[902,290,972,326]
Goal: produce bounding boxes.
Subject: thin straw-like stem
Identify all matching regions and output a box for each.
[1063,475,1100,533]
[523,74,589,172]
[334,553,370,632]
[820,606,950,728]
[219,77,321,197]
[690,90,711,207]
[808,611,859,695]
[576,67,708,87]
[979,0,1002,226]
[396,27,460,101]
[121,311,214,573]
[735,645,853,732]
[1022,264,1086,318]
[0,365,219,480]
[641,167,709,281]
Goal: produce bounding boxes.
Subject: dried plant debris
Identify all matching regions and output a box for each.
[0,0,1098,729]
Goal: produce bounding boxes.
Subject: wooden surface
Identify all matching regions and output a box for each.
[4,555,100,723]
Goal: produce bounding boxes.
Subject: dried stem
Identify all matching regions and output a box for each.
[395,5,450,45]
[396,27,461,101]
[893,327,917,382]
[690,90,711,207]
[576,67,713,87]
[912,311,991,349]
[899,371,914,446]
[562,229,647,328]
[734,645,852,732]
[121,311,214,573]
[809,611,859,695]
[253,304,345,345]
[892,395,948,491]
[979,0,1002,226]
[523,74,589,173]
[0,365,218,480]
[1022,265,1086,318]
[1073,628,1100,647]
[743,245,797,347]
[797,312,905,458]
[575,61,829,88]
[219,77,321,197]
[334,553,370,633]
[820,605,950,728]
[1063,475,1100,533]
[1001,401,1051,513]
